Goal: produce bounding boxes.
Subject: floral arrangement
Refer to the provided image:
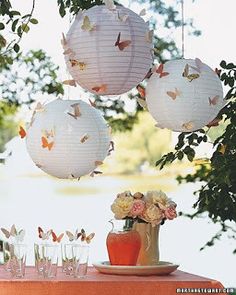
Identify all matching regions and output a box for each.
[111,190,177,226]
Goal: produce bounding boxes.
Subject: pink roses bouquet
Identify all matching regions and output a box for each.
[111,190,177,226]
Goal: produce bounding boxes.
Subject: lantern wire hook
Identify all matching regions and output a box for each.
[181,0,185,59]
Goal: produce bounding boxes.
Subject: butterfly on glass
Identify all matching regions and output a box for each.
[81,16,96,32]
[41,136,54,151]
[52,231,64,243]
[19,126,26,139]
[67,103,81,120]
[80,133,89,143]
[1,224,17,239]
[209,95,219,106]
[182,64,200,82]
[92,84,107,93]
[115,32,131,51]
[80,229,95,244]
[66,229,81,242]
[38,227,52,240]
[166,88,181,100]
[155,64,169,78]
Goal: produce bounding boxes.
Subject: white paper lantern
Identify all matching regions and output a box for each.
[63,4,153,95]
[146,59,224,132]
[26,99,111,179]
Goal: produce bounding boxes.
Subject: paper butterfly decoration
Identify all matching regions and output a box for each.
[115,32,131,51]
[38,227,52,240]
[209,95,219,106]
[80,228,95,244]
[63,80,77,87]
[189,58,203,73]
[103,0,116,10]
[92,84,107,93]
[80,133,89,143]
[19,126,26,139]
[81,16,96,32]
[136,85,147,109]
[89,99,96,108]
[182,64,200,82]
[117,11,129,22]
[52,231,64,243]
[182,121,194,131]
[1,224,25,242]
[166,88,181,100]
[66,229,81,242]
[41,136,54,151]
[67,103,81,120]
[156,64,169,78]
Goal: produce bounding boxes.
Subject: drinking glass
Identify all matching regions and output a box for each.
[61,244,74,275]
[8,243,27,278]
[34,243,58,278]
[3,241,11,271]
[72,245,89,278]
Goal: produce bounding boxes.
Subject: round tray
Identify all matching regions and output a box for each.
[93,261,179,276]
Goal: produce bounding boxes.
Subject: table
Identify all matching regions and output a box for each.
[0,266,225,295]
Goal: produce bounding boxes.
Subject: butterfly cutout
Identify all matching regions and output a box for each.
[67,103,81,119]
[19,126,26,139]
[69,59,87,71]
[66,229,81,242]
[182,64,200,82]
[117,11,129,22]
[90,170,103,177]
[61,33,67,48]
[89,99,96,108]
[146,30,154,43]
[95,161,103,166]
[144,68,153,79]
[41,136,54,151]
[156,64,169,78]
[92,84,107,93]
[215,68,221,77]
[166,88,181,100]
[80,133,89,143]
[43,129,54,139]
[63,80,77,87]
[38,227,52,240]
[63,48,74,56]
[81,16,96,32]
[137,98,147,109]
[207,117,221,128]
[80,229,95,244]
[136,85,146,98]
[189,58,203,73]
[35,102,45,113]
[68,174,81,181]
[103,0,116,10]
[108,140,115,156]
[115,32,131,51]
[209,95,219,106]
[182,121,194,131]
[1,224,17,239]
[52,231,64,243]
[139,8,146,16]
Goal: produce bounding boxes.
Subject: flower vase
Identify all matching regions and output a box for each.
[132,222,160,266]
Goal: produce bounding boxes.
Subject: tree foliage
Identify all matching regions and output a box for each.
[156,61,236,252]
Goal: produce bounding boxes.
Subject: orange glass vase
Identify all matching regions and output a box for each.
[106,220,141,266]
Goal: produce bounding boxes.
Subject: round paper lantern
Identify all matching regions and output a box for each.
[62,4,153,96]
[26,99,111,179]
[146,58,224,132]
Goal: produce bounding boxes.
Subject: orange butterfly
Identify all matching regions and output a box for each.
[80,133,89,143]
[166,88,181,100]
[209,95,219,106]
[19,126,26,139]
[41,136,54,151]
[92,84,107,93]
[80,229,95,244]
[69,59,86,70]
[156,64,169,78]
[67,103,81,119]
[136,85,146,98]
[115,32,131,51]
[52,231,64,243]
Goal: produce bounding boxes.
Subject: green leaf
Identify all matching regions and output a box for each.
[59,3,66,17]
[29,18,38,24]
[10,10,21,16]
[13,43,20,53]
[17,25,22,37]
[220,60,227,68]
[21,23,30,33]
[11,19,18,32]
[0,23,5,30]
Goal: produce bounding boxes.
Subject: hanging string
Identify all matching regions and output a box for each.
[66,13,73,100]
[181,0,185,59]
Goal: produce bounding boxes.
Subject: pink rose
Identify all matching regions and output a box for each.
[164,207,177,220]
[130,199,145,217]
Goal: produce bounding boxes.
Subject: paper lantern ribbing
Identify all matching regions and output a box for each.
[146,59,224,132]
[63,4,153,95]
[26,99,111,179]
